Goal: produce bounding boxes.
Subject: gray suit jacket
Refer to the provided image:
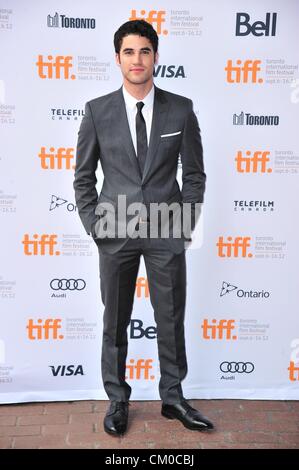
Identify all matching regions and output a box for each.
[73,85,206,254]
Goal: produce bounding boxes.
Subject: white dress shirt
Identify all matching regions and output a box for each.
[122,84,154,155]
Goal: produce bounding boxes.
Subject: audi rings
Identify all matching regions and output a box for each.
[220,361,254,373]
[50,279,86,291]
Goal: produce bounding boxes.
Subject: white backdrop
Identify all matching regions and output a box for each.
[1,0,299,404]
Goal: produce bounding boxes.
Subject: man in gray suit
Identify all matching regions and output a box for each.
[74,20,213,436]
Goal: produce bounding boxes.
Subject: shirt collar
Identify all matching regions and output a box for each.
[122,84,155,111]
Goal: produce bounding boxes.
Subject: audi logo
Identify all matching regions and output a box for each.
[220,361,254,373]
[50,279,86,291]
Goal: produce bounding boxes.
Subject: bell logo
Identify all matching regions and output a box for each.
[22,234,60,256]
[125,359,155,380]
[217,236,252,258]
[36,55,76,79]
[235,150,272,173]
[225,60,263,83]
[27,319,64,340]
[39,147,75,170]
[129,10,167,35]
[130,319,157,339]
[136,277,149,298]
[235,12,277,37]
[201,319,237,340]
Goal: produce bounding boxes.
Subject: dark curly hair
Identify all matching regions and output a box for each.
[114,20,159,54]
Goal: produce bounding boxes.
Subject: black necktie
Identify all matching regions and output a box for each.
[136,101,148,175]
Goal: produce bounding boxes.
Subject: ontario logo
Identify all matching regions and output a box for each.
[220,281,270,299]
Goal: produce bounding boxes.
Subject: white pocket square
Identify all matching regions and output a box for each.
[160,131,182,138]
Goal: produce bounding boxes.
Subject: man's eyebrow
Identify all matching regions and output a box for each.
[122,47,152,52]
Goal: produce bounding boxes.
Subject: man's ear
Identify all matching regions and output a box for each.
[115,53,120,66]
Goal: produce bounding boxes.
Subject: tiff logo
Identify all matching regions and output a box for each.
[225,60,263,83]
[39,147,75,170]
[235,150,272,173]
[22,234,60,256]
[126,358,155,380]
[36,55,75,80]
[217,236,252,258]
[288,338,299,381]
[201,319,237,340]
[27,319,64,340]
[135,277,149,298]
[129,10,167,35]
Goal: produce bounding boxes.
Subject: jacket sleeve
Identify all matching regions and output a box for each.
[179,99,206,233]
[73,101,100,235]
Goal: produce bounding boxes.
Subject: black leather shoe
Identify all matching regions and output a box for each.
[161,399,214,431]
[104,401,129,436]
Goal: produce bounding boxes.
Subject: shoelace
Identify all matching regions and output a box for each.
[114,401,129,412]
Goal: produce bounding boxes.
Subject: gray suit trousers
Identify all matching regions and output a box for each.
[97,235,188,404]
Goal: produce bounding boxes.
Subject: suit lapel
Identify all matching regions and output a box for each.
[142,85,169,183]
[112,87,142,180]
[112,85,170,184]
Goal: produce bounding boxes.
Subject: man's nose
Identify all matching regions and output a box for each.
[132,53,143,64]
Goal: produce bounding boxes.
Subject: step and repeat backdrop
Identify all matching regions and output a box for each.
[1,0,299,403]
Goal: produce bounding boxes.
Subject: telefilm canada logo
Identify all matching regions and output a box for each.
[233,200,275,213]
[51,108,85,121]
[47,12,96,29]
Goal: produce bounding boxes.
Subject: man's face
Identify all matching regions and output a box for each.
[115,34,158,86]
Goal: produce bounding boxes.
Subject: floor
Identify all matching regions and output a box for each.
[0,399,298,449]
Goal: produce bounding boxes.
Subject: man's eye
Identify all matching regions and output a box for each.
[142,50,150,54]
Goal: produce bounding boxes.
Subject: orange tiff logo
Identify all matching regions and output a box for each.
[22,234,60,256]
[217,236,252,258]
[39,147,75,170]
[135,277,149,298]
[129,10,167,35]
[288,362,299,381]
[201,319,237,340]
[125,359,155,380]
[225,59,263,83]
[36,55,75,79]
[235,150,272,173]
[27,319,64,340]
